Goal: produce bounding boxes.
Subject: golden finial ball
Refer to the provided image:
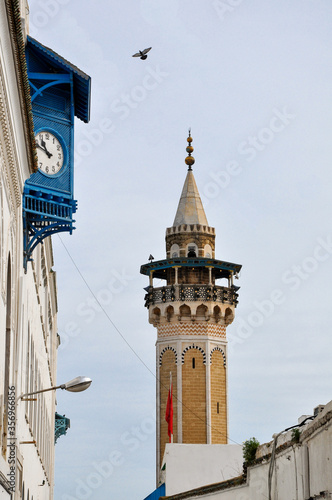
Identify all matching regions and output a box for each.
[185,156,195,166]
[187,136,192,143]
[186,146,194,154]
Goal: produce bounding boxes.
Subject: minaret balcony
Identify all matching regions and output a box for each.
[144,284,239,308]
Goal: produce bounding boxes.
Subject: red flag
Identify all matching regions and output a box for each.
[165,382,173,443]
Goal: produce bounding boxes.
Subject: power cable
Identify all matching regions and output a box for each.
[57,235,242,446]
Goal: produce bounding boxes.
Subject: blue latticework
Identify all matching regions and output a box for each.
[23,184,77,269]
[55,412,70,444]
[23,36,90,271]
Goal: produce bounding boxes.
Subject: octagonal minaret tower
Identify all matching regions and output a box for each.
[140,132,242,479]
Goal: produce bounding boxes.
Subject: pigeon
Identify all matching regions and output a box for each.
[132,47,152,60]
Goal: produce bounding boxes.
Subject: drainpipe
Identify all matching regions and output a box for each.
[268,417,313,500]
[302,443,310,499]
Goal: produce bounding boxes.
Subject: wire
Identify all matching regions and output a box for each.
[57,235,242,446]
[268,416,314,500]
[58,236,156,376]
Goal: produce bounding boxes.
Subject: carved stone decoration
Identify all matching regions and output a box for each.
[0,65,22,211]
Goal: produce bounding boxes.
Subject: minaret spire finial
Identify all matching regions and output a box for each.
[185,129,195,171]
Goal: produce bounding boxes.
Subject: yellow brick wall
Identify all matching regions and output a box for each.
[182,348,207,443]
[210,350,227,443]
[159,350,177,465]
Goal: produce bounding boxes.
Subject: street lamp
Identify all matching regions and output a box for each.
[18,376,92,400]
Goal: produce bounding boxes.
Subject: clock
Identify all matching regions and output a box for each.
[23,35,91,270]
[35,130,66,175]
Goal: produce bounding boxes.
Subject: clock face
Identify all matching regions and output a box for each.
[35,130,65,175]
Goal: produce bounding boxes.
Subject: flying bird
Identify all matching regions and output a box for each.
[132,47,152,60]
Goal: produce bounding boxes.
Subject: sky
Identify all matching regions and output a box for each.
[26,1,332,499]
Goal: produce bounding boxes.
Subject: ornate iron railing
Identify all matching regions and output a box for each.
[144,284,239,308]
[54,412,70,444]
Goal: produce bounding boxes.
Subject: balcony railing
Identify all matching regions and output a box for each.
[144,284,239,308]
[24,194,73,220]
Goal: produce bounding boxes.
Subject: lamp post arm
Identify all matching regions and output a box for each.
[18,384,65,401]
[17,376,91,401]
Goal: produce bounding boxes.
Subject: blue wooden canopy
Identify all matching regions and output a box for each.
[26,36,91,123]
[140,257,242,280]
[23,36,91,271]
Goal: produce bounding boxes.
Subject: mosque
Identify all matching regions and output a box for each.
[141,132,243,494]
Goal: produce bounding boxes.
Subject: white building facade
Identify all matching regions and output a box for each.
[1,1,66,498]
[160,401,332,500]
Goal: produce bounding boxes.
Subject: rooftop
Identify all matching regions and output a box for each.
[173,169,208,227]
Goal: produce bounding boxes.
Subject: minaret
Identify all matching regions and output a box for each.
[140,132,242,480]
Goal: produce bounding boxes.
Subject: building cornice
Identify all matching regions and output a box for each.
[5,0,37,174]
[0,65,20,211]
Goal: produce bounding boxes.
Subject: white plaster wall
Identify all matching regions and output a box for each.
[164,402,332,500]
[307,407,332,496]
[162,444,243,496]
[0,2,57,498]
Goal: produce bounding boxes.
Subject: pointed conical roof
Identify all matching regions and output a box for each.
[173,169,208,226]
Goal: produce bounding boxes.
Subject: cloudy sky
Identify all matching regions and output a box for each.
[27,1,332,498]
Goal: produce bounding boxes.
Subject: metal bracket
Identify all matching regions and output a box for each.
[23,187,77,272]
[55,412,70,444]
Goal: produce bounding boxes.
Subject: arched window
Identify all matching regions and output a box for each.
[152,307,161,322]
[187,243,198,257]
[213,305,221,322]
[204,244,212,258]
[196,304,208,319]
[170,243,180,258]
[179,304,191,318]
[225,307,234,325]
[166,305,174,321]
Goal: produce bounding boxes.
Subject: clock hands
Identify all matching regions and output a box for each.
[36,142,51,157]
[35,132,64,175]
[36,138,53,158]
[40,137,53,158]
